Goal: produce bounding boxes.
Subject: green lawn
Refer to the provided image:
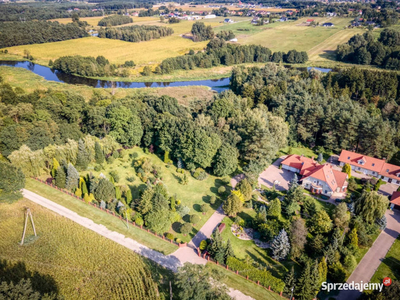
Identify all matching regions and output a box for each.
[25,179,178,255]
[0,198,174,299]
[220,209,294,280]
[277,146,318,159]
[370,236,400,282]
[79,147,229,243]
[206,263,284,300]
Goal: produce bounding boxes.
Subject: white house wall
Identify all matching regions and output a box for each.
[302,176,333,196]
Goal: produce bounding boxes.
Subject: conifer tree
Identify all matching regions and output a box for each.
[66,163,79,191]
[318,257,328,287]
[138,187,154,215]
[51,157,60,178]
[271,229,290,260]
[81,178,88,195]
[125,189,132,205]
[224,239,235,262]
[283,266,296,295]
[295,262,314,300]
[76,139,90,170]
[55,166,66,189]
[95,141,105,164]
[310,260,321,297]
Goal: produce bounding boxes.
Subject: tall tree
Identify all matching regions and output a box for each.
[75,139,90,170]
[222,193,242,216]
[341,163,351,178]
[55,166,66,189]
[268,198,282,219]
[66,163,79,191]
[333,202,350,229]
[283,266,296,295]
[213,143,238,176]
[295,262,314,300]
[94,141,105,164]
[93,178,115,203]
[308,210,332,234]
[354,191,389,223]
[289,218,308,259]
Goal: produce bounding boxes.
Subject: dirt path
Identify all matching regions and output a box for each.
[336,210,400,300]
[23,189,254,300]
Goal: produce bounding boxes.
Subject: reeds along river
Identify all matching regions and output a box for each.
[0,60,331,91]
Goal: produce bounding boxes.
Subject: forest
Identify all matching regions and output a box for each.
[336,29,400,70]
[97,15,133,26]
[0,21,88,48]
[98,25,174,43]
[158,38,308,74]
[230,64,400,161]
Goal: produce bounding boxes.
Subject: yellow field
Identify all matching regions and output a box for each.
[52,16,161,27]
[242,17,356,52]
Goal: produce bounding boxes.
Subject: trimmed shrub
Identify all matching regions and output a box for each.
[176,238,181,244]
[126,176,135,182]
[199,240,208,251]
[226,257,285,292]
[135,217,144,226]
[193,168,208,180]
[190,214,200,225]
[200,204,210,214]
[210,195,216,205]
[218,186,226,195]
[166,233,174,240]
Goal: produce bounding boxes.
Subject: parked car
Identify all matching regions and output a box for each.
[334,198,343,203]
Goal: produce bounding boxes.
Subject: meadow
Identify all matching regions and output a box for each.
[0,198,173,299]
[371,236,400,283]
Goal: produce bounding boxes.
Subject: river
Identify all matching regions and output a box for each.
[0,60,331,91]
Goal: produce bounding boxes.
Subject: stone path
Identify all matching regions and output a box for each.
[336,210,400,300]
[23,189,254,299]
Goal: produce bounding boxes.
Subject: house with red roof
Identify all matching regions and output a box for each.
[338,150,400,185]
[306,19,314,24]
[281,154,348,196]
[390,191,400,209]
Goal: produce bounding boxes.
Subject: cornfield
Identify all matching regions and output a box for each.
[0,199,161,299]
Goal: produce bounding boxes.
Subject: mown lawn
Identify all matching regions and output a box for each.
[80,147,229,243]
[370,236,400,282]
[220,209,296,280]
[25,179,178,255]
[277,146,318,158]
[0,198,174,299]
[206,263,285,300]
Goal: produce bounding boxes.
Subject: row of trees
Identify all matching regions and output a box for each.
[97,15,133,26]
[158,38,308,74]
[52,55,116,77]
[216,30,235,41]
[336,29,400,70]
[0,21,88,48]
[98,25,174,43]
[230,64,400,160]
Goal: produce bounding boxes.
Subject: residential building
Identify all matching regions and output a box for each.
[322,22,334,27]
[338,150,400,185]
[306,19,314,24]
[224,18,234,23]
[390,191,400,209]
[204,14,216,19]
[281,154,348,196]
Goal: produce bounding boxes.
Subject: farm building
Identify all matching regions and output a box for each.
[322,22,334,27]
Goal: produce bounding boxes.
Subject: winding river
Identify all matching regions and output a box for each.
[0,60,331,91]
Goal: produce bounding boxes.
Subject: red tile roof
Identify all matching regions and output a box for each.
[281,155,318,174]
[302,164,347,191]
[338,150,385,173]
[380,163,400,181]
[306,19,314,22]
[391,191,400,206]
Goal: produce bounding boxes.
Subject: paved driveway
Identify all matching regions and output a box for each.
[257,158,293,192]
[379,182,398,197]
[336,210,400,300]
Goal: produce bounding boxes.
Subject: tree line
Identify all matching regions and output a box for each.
[98,15,133,26]
[0,21,88,48]
[52,55,117,77]
[230,64,400,161]
[98,25,174,43]
[158,38,308,74]
[191,22,215,42]
[337,29,400,70]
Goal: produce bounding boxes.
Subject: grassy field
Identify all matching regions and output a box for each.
[0,66,215,105]
[24,179,178,255]
[0,198,173,299]
[371,236,400,283]
[75,147,229,243]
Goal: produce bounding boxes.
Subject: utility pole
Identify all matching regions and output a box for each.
[169,281,173,300]
[20,208,37,245]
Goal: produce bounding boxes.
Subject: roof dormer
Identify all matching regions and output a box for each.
[358,157,366,165]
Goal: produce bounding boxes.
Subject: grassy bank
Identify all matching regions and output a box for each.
[0,198,174,299]
[25,179,178,255]
[370,236,400,282]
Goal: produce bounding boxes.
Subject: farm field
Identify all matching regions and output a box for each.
[0,198,173,299]
[24,179,178,255]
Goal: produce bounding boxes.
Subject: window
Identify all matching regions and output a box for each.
[324,190,328,194]
[347,156,350,159]
[372,163,375,166]
[373,171,376,175]
[358,167,361,170]
[386,169,389,172]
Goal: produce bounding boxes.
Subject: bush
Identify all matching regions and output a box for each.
[166,233,174,240]
[193,168,208,180]
[210,195,216,205]
[200,204,210,214]
[126,176,135,182]
[199,240,208,251]
[176,238,181,244]
[94,164,102,172]
[218,186,226,195]
[107,156,115,164]
[190,214,200,225]
[109,171,120,183]
[181,223,193,235]
[226,257,285,292]
[135,217,144,226]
